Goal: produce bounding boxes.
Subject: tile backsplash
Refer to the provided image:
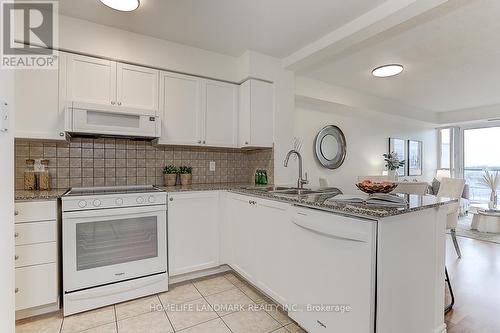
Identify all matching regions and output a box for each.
[15,138,274,189]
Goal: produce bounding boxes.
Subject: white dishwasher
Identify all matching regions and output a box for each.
[288,206,377,333]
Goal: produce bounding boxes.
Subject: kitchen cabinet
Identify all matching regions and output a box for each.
[225,193,292,304]
[159,72,238,147]
[168,191,220,276]
[116,63,159,112]
[65,53,117,107]
[238,79,274,148]
[226,193,258,282]
[288,206,376,333]
[14,59,64,140]
[14,200,59,317]
[253,198,293,305]
[158,72,202,146]
[203,79,238,147]
[63,53,159,114]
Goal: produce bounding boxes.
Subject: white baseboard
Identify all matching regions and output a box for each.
[169,265,232,285]
[16,301,60,320]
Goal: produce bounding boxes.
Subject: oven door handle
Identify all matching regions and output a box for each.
[63,205,166,219]
[65,273,167,300]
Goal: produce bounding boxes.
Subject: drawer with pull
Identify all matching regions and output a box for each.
[15,200,57,223]
[15,263,58,311]
[15,221,57,246]
[15,242,57,268]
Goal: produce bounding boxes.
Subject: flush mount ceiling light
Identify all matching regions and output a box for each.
[100,0,140,12]
[372,64,404,78]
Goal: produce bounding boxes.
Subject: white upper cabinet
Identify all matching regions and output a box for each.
[14,61,64,140]
[158,72,202,146]
[64,53,159,115]
[66,53,117,106]
[159,72,238,147]
[238,79,274,148]
[168,191,220,276]
[203,79,238,148]
[116,63,159,112]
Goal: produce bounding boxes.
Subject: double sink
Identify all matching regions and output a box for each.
[244,185,343,201]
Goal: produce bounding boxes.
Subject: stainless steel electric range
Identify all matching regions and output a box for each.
[61,186,168,316]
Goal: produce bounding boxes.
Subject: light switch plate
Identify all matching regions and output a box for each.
[209,161,216,172]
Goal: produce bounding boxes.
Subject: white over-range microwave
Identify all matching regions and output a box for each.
[65,102,161,138]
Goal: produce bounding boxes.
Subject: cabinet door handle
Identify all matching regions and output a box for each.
[15,288,19,294]
[14,210,19,216]
[111,101,116,105]
[245,141,249,145]
[14,232,19,238]
[14,255,19,260]
[169,197,173,201]
[59,132,65,137]
[117,102,122,106]
[197,140,202,144]
[202,140,206,144]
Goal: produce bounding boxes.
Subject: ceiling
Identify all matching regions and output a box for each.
[300,0,500,113]
[58,0,386,58]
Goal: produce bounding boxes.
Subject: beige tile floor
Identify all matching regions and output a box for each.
[16,273,307,333]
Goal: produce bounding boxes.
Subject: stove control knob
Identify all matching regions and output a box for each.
[116,198,123,206]
[78,200,87,208]
[93,199,101,207]
[148,196,155,203]
[136,197,144,204]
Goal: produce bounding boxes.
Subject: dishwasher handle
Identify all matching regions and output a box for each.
[291,215,371,243]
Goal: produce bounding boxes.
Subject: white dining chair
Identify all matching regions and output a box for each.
[436,177,466,258]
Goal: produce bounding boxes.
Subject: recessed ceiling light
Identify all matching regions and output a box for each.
[100,0,140,12]
[372,64,404,78]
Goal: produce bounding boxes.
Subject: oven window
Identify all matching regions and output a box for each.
[76,216,158,271]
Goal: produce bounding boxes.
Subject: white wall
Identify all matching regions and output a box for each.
[15,15,242,82]
[0,69,15,332]
[294,101,437,193]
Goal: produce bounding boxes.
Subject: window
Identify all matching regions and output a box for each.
[439,128,451,170]
[464,126,500,203]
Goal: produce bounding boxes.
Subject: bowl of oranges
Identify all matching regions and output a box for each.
[356,179,398,194]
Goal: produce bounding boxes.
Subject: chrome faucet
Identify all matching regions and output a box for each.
[284,150,308,189]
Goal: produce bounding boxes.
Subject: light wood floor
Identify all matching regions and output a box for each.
[445,236,500,332]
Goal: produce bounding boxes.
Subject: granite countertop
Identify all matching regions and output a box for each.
[230,187,458,220]
[15,184,457,220]
[15,189,68,201]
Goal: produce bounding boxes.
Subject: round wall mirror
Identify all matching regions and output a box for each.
[314,125,346,169]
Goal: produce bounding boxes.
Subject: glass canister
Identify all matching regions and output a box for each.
[38,159,51,190]
[24,159,36,190]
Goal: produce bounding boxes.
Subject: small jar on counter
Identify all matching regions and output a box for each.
[38,159,51,190]
[23,159,36,190]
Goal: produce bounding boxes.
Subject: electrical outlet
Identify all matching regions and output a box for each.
[209,161,216,172]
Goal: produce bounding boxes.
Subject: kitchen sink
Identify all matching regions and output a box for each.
[242,185,342,197]
[269,188,317,195]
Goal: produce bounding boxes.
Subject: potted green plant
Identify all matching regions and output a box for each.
[383,152,405,181]
[179,166,193,186]
[163,165,178,186]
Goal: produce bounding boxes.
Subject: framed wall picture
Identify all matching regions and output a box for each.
[388,138,407,176]
[408,140,423,176]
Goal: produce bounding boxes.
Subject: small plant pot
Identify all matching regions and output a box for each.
[164,174,177,186]
[180,174,192,186]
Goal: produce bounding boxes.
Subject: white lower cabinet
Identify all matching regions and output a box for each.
[168,192,220,276]
[14,201,59,315]
[226,194,258,281]
[16,263,58,311]
[253,198,293,305]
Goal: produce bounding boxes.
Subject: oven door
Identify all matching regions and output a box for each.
[63,205,167,292]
